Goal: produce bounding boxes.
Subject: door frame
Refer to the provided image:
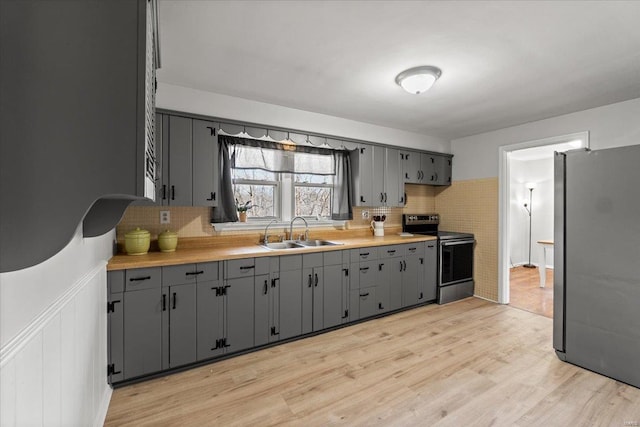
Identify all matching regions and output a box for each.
[497,131,589,304]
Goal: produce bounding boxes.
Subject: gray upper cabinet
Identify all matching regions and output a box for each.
[351,145,404,207]
[167,116,193,206]
[434,155,452,185]
[351,145,375,206]
[401,151,453,186]
[401,151,421,183]
[0,0,160,272]
[192,119,219,207]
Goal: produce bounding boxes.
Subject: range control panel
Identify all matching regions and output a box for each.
[403,214,439,225]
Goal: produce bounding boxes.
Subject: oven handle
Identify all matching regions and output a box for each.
[440,239,475,247]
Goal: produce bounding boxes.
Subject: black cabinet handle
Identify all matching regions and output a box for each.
[271,277,279,287]
[384,193,387,203]
[428,244,435,248]
[308,274,313,288]
[435,172,439,182]
[405,172,409,179]
[206,192,216,201]
[239,265,255,270]
[420,257,424,265]
[409,247,416,252]
[378,263,384,271]
[171,185,175,200]
[360,292,369,298]
[360,252,370,257]
[314,273,319,287]
[343,268,349,277]
[185,271,204,276]
[360,267,369,272]
[400,261,403,272]
[387,250,396,254]
[404,260,407,271]
[380,193,384,202]
[263,279,268,295]
[172,292,177,309]
[129,276,151,282]
[162,294,166,311]
[161,184,167,200]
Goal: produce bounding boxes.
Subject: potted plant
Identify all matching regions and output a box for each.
[236,199,253,222]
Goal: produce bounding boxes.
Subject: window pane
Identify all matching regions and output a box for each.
[234,184,276,218]
[294,173,332,184]
[295,186,332,217]
[232,168,277,181]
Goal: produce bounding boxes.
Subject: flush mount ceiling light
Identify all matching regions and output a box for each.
[395,66,442,94]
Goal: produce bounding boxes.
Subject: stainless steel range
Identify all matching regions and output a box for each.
[402,214,475,304]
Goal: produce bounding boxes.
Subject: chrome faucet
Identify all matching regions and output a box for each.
[290,216,309,241]
[263,219,277,244]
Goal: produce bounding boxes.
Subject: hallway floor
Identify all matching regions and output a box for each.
[509,266,553,318]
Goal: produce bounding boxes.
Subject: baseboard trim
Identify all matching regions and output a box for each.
[94,385,113,427]
[0,261,106,366]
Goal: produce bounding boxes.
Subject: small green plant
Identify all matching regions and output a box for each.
[236,199,253,213]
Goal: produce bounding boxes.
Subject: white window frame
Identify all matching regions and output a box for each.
[292,177,333,220]
[232,173,282,221]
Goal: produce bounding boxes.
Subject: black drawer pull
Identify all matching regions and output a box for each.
[129,276,151,282]
[185,270,204,276]
[360,252,370,257]
[408,247,416,252]
[161,184,167,200]
[171,185,175,200]
[360,267,369,272]
[428,245,434,248]
[239,265,255,270]
[360,292,369,298]
[172,292,177,309]
[308,274,313,288]
[162,294,166,311]
[314,273,318,287]
[387,250,396,254]
[263,279,268,295]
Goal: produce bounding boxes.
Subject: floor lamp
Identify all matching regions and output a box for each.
[523,182,536,268]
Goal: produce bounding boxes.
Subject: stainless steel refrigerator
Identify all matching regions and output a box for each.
[554,144,640,388]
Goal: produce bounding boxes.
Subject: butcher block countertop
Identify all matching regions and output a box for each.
[107,232,436,271]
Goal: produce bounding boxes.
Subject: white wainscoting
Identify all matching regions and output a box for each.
[0,263,111,427]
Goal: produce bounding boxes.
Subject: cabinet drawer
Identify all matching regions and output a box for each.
[358,260,379,288]
[280,254,302,272]
[323,250,343,266]
[358,286,378,319]
[350,247,378,263]
[163,262,219,285]
[404,243,423,256]
[125,267,161,291]
[379,245,402,259]
[225,258,256,279]
[108,270,125,294]
[255,257,270,275]
[303,253,323,269]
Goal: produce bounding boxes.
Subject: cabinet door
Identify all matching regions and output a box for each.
[402,244,424,307]
[150,113,167,206]
[402,151,420,183]
[192,119,219,207]
[323,264,344,329]
[168,115,192,205]
[123,288,162,379]
[279,268,303,340]
[302,267,324,334]
[372,145,385,206]
[269,272,280,343]
[358,146,374,205]
[434,155,452,185]
[226,276,255,353]
[254,275,270,347]
[167,283,197,368]
[376,261,390,314]
[422,241,438,301]
[384,147,402,207]
[196,280,224,360]
[107,292,124,384]
[379,258,403,312]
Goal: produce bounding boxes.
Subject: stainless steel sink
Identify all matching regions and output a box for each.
[260,241,305,250]
[296,239,343,247]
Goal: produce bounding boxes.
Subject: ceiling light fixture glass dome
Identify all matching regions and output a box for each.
[395,66,442,94]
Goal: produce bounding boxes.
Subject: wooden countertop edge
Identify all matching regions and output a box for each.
[107,235,437,271]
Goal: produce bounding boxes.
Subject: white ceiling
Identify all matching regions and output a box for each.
[157,1,640,140]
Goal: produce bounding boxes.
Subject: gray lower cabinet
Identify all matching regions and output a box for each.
[401,243,425,307]
[421,241,438,301]
[225,275,256,353]
[322,250,350,328]
[123,287,163,379]
[163,283,197,369]
[278,255,303,340]
[302,253,324,334]
[197,280,224,360]
[349,248,381,320]
[378,245,404,313]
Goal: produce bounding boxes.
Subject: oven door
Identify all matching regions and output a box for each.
[439,239,474,286]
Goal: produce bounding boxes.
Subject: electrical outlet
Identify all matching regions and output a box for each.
[362,210,369,219]
[160,210,170,224]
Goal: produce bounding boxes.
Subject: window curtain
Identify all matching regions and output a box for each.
[332,151,353,220]
[211,137,239,223]
[227,135,336,175]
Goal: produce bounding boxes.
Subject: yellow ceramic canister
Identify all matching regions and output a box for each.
[158,229,178,252]
[124,227,150,255]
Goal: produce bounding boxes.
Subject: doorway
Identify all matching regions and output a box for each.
[497,132,589,316]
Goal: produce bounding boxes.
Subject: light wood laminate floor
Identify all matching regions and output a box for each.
[510,266,553,318]
[105,298,640,426]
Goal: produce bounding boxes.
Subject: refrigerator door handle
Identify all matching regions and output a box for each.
[553,151,566,357]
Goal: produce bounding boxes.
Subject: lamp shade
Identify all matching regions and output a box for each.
[396,66,442,94]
